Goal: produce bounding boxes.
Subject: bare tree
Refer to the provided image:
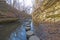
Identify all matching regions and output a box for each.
[13,0,17,7]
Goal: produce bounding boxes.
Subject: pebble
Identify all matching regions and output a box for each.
[26,31,34,36]
[25,27,31,31]
[29,35,40,40]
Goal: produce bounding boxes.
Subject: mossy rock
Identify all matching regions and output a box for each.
[0,18,19,24]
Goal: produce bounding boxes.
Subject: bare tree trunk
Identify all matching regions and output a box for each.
[13,0,16,7]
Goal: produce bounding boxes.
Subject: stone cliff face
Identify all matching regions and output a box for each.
[0,1,18,18]
[32,0,60,40]
[0,1,19,23]
[32,0,60,24]
[0,0,31,23]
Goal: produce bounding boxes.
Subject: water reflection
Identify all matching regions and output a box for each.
[9,25,27,40]
[9,21,34,40]
[31,21,34,32]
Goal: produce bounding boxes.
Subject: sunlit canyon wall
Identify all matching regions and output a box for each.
[32,0,60,40]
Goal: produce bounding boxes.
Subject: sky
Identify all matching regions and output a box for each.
[6,0,35,14]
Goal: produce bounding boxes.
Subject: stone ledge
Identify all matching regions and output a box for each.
[0,18,19,24]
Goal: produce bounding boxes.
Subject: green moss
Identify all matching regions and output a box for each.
[0,18,19,24]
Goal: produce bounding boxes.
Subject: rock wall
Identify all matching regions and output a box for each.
[32,0,60,40]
